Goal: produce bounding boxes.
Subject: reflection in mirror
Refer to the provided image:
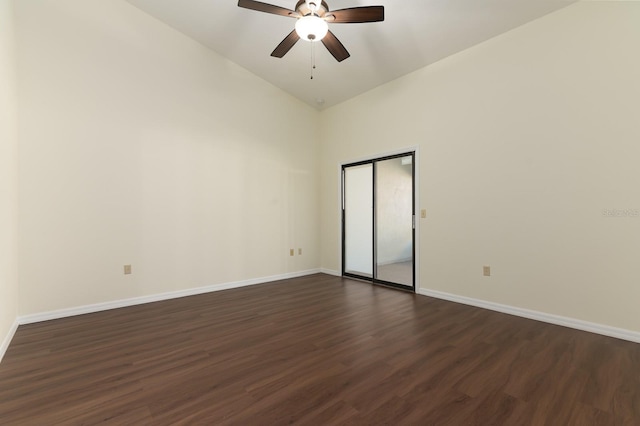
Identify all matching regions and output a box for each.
[375,156,413,286]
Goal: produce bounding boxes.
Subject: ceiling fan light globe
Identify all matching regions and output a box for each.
[295,15,328,42]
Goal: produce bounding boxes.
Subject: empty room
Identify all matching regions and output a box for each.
[1,0,639,424]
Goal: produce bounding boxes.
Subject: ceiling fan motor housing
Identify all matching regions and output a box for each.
[295,0,330,18]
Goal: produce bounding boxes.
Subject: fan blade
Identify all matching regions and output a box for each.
[238,0,295,18]
[329,6,384,23]
[271,30,300,58]
[322,30,350,62]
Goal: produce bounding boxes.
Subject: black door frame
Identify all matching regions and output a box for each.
[341,151,416,292]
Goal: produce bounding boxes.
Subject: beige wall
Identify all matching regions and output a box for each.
[16,0,320,315]
[320,2,640,332]
[0,0,19,351]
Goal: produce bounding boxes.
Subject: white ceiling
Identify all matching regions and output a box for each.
[126,0,573,109]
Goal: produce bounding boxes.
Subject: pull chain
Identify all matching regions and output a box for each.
[310,41,316,80]
[309,0,317,80]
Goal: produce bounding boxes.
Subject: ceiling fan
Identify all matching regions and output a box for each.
[237,0,385,62]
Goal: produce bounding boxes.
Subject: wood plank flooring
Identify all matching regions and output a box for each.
[0,274,639,425]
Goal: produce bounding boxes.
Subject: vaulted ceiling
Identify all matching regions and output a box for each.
[126,0,573,109]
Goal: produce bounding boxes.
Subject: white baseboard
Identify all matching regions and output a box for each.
[418,288,640,344]
[8,272,635,363]
[18,268,322,325]
[0,318,19,363]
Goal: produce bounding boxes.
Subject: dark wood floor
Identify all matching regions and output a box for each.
[0,274,638,425]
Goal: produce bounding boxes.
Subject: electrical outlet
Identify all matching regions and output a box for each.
[290,249,294,256]
[483,266,490,277]
[124,264,132,275]
[298,248,302,255]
